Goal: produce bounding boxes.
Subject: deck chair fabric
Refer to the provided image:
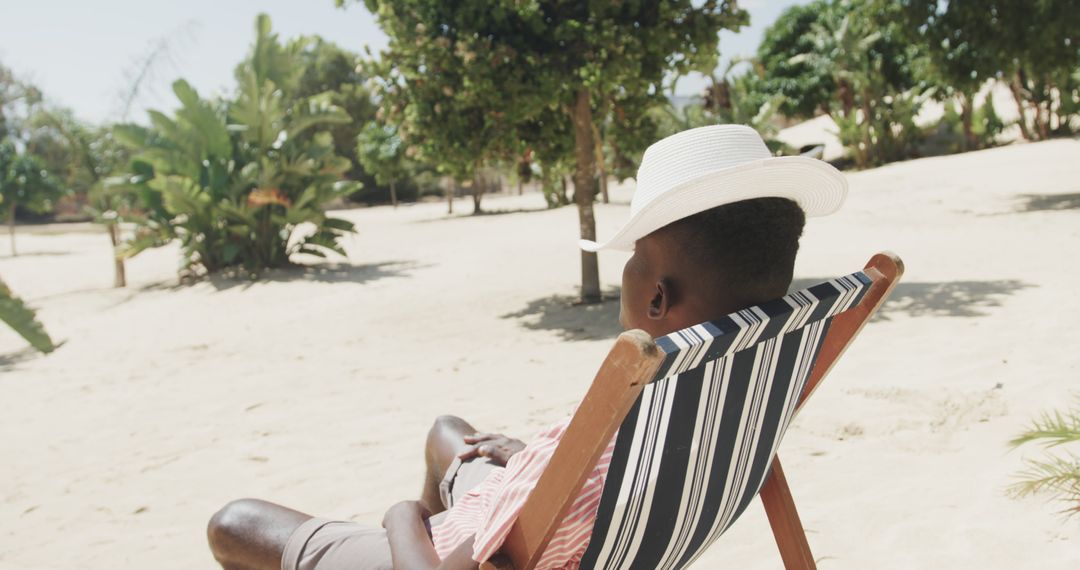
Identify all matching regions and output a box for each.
[578,272,872,569]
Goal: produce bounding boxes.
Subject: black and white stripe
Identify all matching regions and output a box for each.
[579,271,871,569]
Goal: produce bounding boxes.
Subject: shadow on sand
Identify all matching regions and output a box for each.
[791,277,1033,319]
[505,278,1033,341]
[414,207,550,223]
[0,346,46,372]
[141,260,426,293]
[500,288,623,341]
[1013,192,1080,213]
[0,250,74,259]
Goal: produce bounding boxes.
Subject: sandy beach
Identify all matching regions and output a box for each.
[2,138,1079,568]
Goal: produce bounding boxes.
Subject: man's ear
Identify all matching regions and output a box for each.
[648,278,672,320]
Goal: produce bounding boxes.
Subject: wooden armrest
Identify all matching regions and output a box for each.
[482,330,665,570]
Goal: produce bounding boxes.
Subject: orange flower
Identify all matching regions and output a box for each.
[247,188,291,208]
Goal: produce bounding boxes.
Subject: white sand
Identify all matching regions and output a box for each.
[2,139,1078,569]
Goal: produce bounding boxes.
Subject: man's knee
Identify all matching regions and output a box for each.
[428,415,467,440]
[207,498,264,558]
[426,415,470,454]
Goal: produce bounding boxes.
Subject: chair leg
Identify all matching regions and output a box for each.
[760,456,817,570]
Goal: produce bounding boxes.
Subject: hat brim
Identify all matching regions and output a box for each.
[580,156,847,252]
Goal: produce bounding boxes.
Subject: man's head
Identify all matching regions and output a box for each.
[619,197,806,338]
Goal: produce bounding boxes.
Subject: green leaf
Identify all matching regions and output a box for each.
[322,217,356,233]
[222,242,242,264]
[0,277,56,353]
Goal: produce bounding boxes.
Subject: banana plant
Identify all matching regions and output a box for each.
[112,14,359,275]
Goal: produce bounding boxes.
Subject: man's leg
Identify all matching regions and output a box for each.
[421,415,478,514]
[208,498,311,570]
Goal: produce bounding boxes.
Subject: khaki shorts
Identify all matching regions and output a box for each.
[281,458,499,570]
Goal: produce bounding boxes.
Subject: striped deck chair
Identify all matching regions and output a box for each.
[481,252,903,570]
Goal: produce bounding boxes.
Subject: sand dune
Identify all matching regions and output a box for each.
[1,138,1078,568]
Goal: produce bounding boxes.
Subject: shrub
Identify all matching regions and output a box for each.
[111,15,359,276]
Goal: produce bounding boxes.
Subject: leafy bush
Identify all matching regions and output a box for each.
[1009,402,1080,518]
[0,140,65,256]
[0,277,55,353]
[112,15,359,276]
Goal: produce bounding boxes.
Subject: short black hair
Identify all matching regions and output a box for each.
[663,197,806,304]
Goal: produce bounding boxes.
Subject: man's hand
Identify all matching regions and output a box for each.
[457,433,526,467]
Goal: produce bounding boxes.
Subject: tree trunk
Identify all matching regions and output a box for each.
[838,80,855,119]
[570,88,601,303]
[472,169,484,215]
[7,200,16,257]
[859,93,874,168]
[389,180,398,209]
[959,92,976,151]
[108,222,127,288]
[517,177,523,196]
[1009,72,1034,141]
[591,122,609,204]
[446,180,454,215]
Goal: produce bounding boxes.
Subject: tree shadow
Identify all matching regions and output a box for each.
[790,278,1034,319]
[1013,192,1080,213]
[414,207,550,223]
[504,278,1034,341]
[140,260,427,293]
[0,250,73,259]
[500,288,623,341]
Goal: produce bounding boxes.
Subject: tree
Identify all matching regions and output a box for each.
[291,36,381,192]
[758,0,927,168]
[1,63,63,256]
[113,15,359,276]
[0,62,42,142]
[754,0,835,119]
[350,0,748,302]
[894,0,1080,142]
[0,141,63,256]
[356,122,408,207]
[28,109,133,286]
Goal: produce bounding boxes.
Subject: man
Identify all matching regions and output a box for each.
[207,125,847,570]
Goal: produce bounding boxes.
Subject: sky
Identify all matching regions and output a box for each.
[0,0,810,125]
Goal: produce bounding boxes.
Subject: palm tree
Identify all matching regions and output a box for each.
[1009,402,1080,518]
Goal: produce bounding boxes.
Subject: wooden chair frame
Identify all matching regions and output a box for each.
[481,252,904,570]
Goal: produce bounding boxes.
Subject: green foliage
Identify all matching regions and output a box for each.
[0,140,65,216]
[353,0,747,297]
[1009,402,1080,518]
[1,62,66,230]
[113,15,359,276]
[358,0,748,182]
[0,61,43,142]
[290,36,380,189]
[929,97,1007,155]
[894,0,1080,140]
[759,0,927,167]
[355,122,405,189]
[0,276,55,353]
[754,0,834,119]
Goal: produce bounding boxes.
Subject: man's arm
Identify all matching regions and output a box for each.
[383,501,480,570]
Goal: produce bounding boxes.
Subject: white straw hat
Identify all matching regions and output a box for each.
[580,125,847,252]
